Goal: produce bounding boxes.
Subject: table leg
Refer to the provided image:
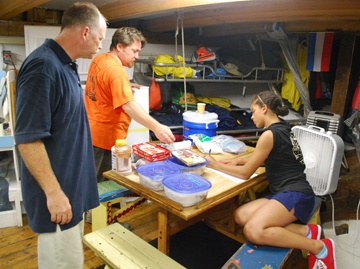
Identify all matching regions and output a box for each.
[228,199,237,233]
[158,209,170,255]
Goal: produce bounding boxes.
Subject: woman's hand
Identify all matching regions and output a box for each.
[203,154,217,168]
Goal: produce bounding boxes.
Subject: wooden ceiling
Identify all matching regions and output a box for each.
[1,0,360,44]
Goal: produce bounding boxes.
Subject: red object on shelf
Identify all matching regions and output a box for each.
[352,76,360,110]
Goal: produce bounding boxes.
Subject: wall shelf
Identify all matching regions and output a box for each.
[0,70,22,228]
[135,59,286,84]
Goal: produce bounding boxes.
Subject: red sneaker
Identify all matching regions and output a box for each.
[308,224,322,269]
[309,224,322,240]
[316,239,337,269]
[308,252,317,269]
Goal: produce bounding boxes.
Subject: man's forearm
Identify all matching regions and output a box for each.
[18,140,73,224]
[18,140,61,196]
[123,101,161,131]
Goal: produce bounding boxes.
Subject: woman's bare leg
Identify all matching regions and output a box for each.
[234,198,269,226]
[240,199,323,255]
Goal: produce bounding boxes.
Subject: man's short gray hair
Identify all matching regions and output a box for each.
[61,2,107,31]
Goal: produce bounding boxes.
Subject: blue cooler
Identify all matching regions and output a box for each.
[182,110,219,143]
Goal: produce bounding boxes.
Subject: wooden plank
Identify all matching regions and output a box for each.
[139,0,360,33]
[83,223,185,269]
[331,33,356,117]
[8,21,52,36]
[99,0,243,21]
[0,0,51,20]
[84,233,143,269]
[106,223,183,268]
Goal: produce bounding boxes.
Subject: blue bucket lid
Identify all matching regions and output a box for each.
[136,161,182,180]
[166,156,210,168]
[162,173,212,193]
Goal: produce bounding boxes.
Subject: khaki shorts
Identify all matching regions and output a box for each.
[37,219,84,269]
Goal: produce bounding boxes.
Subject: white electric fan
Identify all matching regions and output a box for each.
[292,125,345,196]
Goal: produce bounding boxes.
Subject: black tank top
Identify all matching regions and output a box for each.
[265,121,314,195]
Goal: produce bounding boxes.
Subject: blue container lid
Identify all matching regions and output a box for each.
[166,156,210,169]
[136,161,182,180]
[162,173,212,193]
[183,111,218,123]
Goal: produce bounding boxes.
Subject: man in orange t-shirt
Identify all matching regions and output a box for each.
[85,27,175,183]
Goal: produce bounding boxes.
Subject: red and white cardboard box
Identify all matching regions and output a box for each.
[132,142,170,162]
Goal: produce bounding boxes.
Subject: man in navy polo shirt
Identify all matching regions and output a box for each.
[15,3,107,268]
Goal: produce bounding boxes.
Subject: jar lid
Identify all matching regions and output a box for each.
[136,161,182,180]
[116,139,127,146]
[162,173,212,193]
[183,111,218,123]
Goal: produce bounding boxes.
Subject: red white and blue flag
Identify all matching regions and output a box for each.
[306,32,334,72]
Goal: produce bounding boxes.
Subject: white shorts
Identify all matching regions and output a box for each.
[37,219,84,269]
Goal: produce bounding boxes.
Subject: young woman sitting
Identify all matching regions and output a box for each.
[204,91,336,269]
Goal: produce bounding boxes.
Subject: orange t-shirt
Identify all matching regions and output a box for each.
[85,53,134,150]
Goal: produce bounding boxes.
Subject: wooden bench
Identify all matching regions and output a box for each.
[83,222,186,269]
[221,196,322,269]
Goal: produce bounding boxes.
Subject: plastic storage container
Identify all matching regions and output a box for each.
[112,139,132,176]
[136,162,182,191]
[162,173,212,207]
[166,156,210,175]
[182,111,219,144]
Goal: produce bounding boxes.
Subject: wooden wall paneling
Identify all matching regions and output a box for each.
[26,8,47,23]
[0,21,9,35]
[331,33,356,117]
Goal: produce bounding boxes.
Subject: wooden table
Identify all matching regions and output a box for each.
[103,146,266,255]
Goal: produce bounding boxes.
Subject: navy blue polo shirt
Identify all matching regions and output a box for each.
[15,39,99,233]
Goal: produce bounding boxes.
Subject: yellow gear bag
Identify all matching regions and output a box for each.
[152,54,193,78]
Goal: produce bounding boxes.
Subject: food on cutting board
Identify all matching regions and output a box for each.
[171,149,207,167]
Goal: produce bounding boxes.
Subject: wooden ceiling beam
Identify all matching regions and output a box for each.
[98,0,247,21]
[199,20,360,38]
[141,1,360,33]
[0,0,51,20]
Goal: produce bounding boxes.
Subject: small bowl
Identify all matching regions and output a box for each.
[136,161,182,191]
[166,156,210,176]
[162,173,212,207]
